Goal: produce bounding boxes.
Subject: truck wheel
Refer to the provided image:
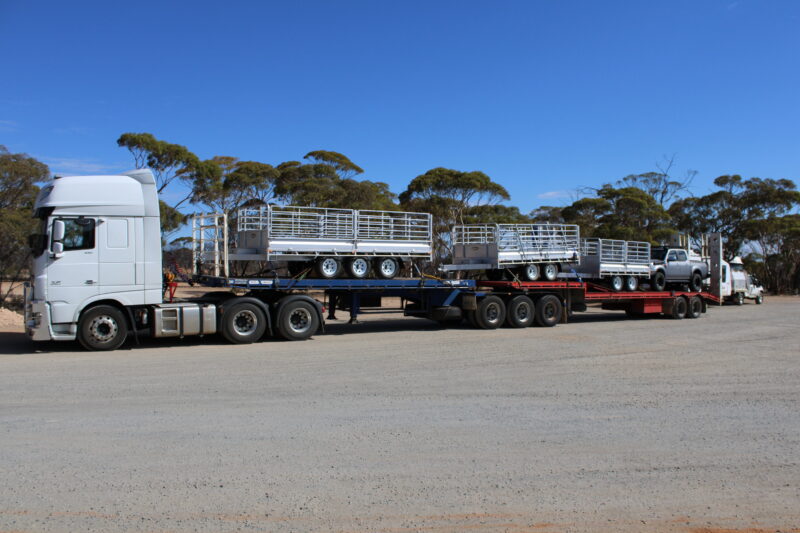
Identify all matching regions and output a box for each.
[520,263,540,281]
[624,276,639,292]
[315,257,341,279]
[670,297,688,319]
[650,271,666,291]
[474,295,506,329]
[276,300,319,341]
[78,305,129,351]
[346,257,370,279]
[505,295,535,328]
[543,263,559,281]
[689,271,703,292]
[534,294,562,327]
[734,292,744,306]
[221,302,267,343]
[756,293,764,305]
[609,275,624,292]
[375,257,399,279]
[687,296,703,318]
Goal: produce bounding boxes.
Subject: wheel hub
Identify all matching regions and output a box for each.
[89,316,117,342]
[233,310,257,335]
[289,308,311,333]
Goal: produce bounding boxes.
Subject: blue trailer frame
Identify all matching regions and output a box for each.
[195,275,478,324]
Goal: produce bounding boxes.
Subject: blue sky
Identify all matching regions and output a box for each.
[2,0,798,213]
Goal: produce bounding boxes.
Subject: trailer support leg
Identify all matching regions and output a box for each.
[327,293,338,320]
[349,293,360,324]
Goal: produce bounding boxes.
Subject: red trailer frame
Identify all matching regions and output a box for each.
[478,280,720,322]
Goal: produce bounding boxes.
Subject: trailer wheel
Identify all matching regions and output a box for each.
[375,257,399,279]
[734,292,744,306]
[687,296,703,318]
[609,275,624,292]
[315,257,341,279]
[474,295,506,329]
[535,295,562,327]
[520,263,540,281]
[276,300,319,341]
[689,271,703,292]
[543,263,559,281]
[346,257,370,279]
[221,302,267,343]
[78,305,129,351]
[670,297,688,319]
[506,295,535,328]
[650,271,666,291]
[624,276,639,292]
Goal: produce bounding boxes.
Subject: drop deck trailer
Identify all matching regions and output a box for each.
[180,275,720,345]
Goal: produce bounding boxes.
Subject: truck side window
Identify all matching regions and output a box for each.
[60,219,96,251]
[667,251,678,261]
[676,251,687,261]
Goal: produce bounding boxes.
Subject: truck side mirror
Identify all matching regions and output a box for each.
[52,242,64,256]
[53,220,65,242]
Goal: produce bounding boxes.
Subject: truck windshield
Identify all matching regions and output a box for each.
[28,207,54,258]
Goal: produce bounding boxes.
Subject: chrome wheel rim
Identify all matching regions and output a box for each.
[626,277,637,291]
[543,302,557,320]
[380,259,397,277]
[544,264,557,280]
[288,308,312,334]
[233,310,257,335]
[612,277,623,291]
[321,258,339,277]
[89,315,117,343]
[525,264,539,281]
[485,302,501,324]
[351,258,369,277]
[515,303,531,321]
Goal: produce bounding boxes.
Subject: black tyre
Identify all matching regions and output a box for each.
[650,271,666,291]
[687,296,702,318]
[474,295,506,329]
[221,302,267,343]
[375,257,400,279]
[519,264,540,281]
[689,271,703,292]
[670,297,688,319]
[276,300,319,341]
[505,295,535,328]
[755,293,764,305]
[734,292,744,306]
[625,276,639,292]
[78,305,129,351]
[534,294,562,327]
[609,275,624,292]
[346,257,371,279]
[315,257,341,279]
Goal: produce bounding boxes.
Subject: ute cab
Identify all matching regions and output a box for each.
[24,169,162,342]
[649,246,709,291]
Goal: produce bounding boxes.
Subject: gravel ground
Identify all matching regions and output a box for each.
[0,297,798,533]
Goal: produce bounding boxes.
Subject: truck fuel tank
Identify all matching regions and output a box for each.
[152,302,217,338]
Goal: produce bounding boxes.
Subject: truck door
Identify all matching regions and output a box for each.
[98,217,136,290]
[47,217,99,324]
[675,250,691,279]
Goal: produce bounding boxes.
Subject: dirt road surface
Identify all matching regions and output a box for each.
[1,298,798,533]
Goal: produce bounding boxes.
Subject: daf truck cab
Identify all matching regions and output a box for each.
[24,169,324,350]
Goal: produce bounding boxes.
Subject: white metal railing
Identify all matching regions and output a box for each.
[581,238,650,264]
[237,205,433,243]
[191,212,229,277]
[453,224,581,255]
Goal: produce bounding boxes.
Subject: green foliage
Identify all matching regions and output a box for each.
[462,204,531,224]
[180,156,278,213]
[400,167,510,262]
[0,146,48,305]
[117,132,199,195]
[303,150,364,179]
[159,200,186,235]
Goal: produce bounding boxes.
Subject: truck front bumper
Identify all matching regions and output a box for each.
[25,299,53,341]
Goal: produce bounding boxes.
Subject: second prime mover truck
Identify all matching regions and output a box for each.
[26,170,733,351]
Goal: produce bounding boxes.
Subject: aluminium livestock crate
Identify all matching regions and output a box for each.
[450,223,581,268]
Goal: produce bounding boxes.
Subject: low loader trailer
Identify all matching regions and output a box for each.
[24,169,723,352]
